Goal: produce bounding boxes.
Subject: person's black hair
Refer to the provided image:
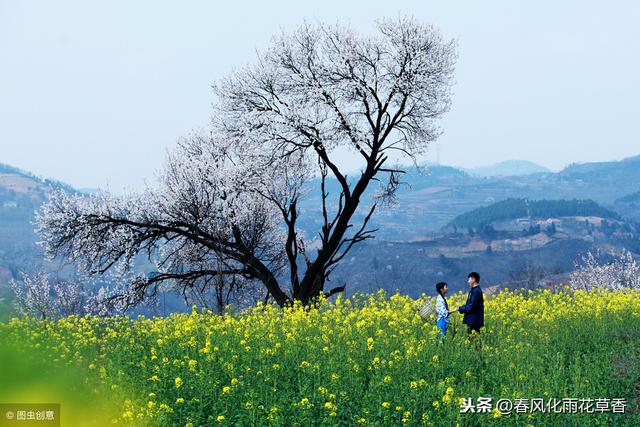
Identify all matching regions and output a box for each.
[436,282,449,310]
[468,272,480,283]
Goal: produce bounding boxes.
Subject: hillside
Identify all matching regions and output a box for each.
[2,156,640,298]
[0,164,68,285]
[465,160,551,177]
[327,197,639,296]
[449,198,621,230]
[0,163,75,194]
[616,191,640,203]
[329,215,638,296]
[298,155,640,239]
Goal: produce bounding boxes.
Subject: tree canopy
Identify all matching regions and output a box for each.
[36,17,457,310]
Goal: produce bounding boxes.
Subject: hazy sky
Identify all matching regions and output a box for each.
[1,1,639,191]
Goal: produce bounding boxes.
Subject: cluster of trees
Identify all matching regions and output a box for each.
[450,198,621,230]
[522,224,541,237]
[30,17,457,312]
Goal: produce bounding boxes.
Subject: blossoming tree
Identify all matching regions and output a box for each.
[36,17,457,309]
[570,249,640,290]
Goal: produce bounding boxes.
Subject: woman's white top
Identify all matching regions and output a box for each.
[435,294,450,323]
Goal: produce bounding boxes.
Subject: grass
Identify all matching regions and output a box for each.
[0,287,639,426]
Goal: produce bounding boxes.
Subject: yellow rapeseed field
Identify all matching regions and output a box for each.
[1,286,639,426]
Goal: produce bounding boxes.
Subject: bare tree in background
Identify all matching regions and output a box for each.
[36,17,457,309]
[509,260,546,290]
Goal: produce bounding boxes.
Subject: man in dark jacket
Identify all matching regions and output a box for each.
[450,272,484,338]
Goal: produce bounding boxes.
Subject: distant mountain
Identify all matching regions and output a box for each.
[329,198,638,296]
[612,188,640,223]
[78,187,103,195]
[304,163,473,195]
[615,190,640,203]
[465,160,551,177]
[298,154,640,238]
[0,164,195,316]
[0,163,75,194]
[0,157,638,313]
[6,153,639,257]
[557,156,640,192]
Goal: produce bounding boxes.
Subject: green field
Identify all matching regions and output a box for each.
[1,287,639,426]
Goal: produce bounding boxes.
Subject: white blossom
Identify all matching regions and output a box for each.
[9,272,88,319]
[36,17,456,309]
[569,249,640,290]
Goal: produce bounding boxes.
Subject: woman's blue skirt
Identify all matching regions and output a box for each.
[436,317,448,337]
